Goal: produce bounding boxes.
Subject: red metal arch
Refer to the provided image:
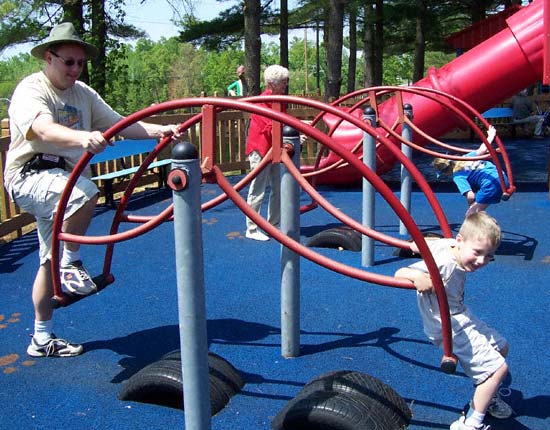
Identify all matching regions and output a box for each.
[50,97,457,371]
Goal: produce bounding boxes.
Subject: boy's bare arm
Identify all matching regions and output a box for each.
[395,267,434,293]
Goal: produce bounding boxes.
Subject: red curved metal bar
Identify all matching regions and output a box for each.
[239,96,452,238]
[211,160,455,366]
[305,86,514,196]
[201,147,274,212]
[51,96,447,314]
[53,95,453,247]
[281,151,411,249]
[49,95,456,367]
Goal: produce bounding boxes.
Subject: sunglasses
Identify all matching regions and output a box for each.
[49,51,87,68]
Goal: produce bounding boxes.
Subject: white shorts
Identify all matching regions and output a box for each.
[430,309,508,385]
[9,168,99,264]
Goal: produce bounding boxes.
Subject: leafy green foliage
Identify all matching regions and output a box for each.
[0,52,41,118]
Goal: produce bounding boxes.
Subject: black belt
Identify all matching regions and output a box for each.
[21,153,66,176]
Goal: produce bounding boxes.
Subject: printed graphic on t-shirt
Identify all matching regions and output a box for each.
[464,160,485,171]
[57,104,82,129]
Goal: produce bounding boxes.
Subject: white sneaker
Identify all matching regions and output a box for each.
[450,415,490,430]
[60,260,97,296]
[245,230,269,241]
[27,334,84,357]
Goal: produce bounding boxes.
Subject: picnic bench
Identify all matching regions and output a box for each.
[91,138,171,207]
[479,107,525,137]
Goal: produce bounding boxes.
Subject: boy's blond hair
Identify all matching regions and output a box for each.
[433,157,470,175]
[459,211,502,249]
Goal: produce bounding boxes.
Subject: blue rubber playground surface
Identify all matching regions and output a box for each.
[1,136,549,430]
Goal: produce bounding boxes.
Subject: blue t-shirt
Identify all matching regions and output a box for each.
[452,152,509,205]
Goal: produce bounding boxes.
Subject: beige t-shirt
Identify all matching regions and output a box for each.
[4,71,122,189]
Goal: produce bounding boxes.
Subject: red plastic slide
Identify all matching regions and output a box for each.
[311,0,547,184]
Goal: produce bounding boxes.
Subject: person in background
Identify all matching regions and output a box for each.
[4,22,181,357]
[511,89,545,139]
[433,126,510,218]
[227,65,246,97]
[244,65,289,241]
[395,212,513,430]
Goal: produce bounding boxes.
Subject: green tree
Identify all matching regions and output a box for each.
[0,53,41,119]
[0,0,146,88]
[105,37,182,114]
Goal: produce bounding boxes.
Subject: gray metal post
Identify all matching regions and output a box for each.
[399,104,414,236]
[280,125,301,358]
[169,142,211,430]
[362,107,377,267]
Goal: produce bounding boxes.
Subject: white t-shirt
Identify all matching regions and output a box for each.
[409,238,468,342]
[4,71,122,188]
[408,238,507,382]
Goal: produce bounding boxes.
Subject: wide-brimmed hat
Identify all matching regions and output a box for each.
[30,22,99,60]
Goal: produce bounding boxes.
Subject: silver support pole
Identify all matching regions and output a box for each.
[399,104,414,236]
[170,142,211,430]
[362,107,377,267]
[280,126,301,358]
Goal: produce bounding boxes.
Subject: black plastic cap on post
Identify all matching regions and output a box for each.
[363,106,375,116]
[172,141,198,160]
[404,103,413,119]
[283,125,299,138]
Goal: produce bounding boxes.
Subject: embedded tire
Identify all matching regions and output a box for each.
[272,390,389,430]
[293,370,411,429]
[161,350,244,393]
[119,354,240,415]
[306,226,362,252]
[272,371,411,430]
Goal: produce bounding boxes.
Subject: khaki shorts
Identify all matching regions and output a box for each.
[430,309,508,385]
[9,168,99,264]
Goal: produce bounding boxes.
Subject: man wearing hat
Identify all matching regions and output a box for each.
[4,22,180,358]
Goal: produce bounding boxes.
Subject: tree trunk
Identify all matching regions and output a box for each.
[280,0,289,68]
[325,0,346,100]
[347,10,357,93]
[90,0,107,95]
[412,0,426,83]
[363,2,375,88]
[62,0,89,84]
[244,0,261,95]
[373,0,383,86]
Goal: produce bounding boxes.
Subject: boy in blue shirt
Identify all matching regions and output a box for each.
[433,126,509,218]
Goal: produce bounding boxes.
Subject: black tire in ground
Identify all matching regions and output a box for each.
[161,350,244,394]
[119,352,243,415]
[273,390,390,430]
[272,370,411,430]
[306,226,362,252]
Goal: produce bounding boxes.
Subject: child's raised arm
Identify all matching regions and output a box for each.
[473,125,497,156]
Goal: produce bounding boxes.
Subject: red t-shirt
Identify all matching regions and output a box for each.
[245,89,273,157]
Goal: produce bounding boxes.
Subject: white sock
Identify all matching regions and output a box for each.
[465,407,485,428]
[33,320,53,344]
[61,248,80,267]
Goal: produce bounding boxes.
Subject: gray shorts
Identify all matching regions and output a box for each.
[9,168,99,264]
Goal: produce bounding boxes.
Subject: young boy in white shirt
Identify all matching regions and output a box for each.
[395,212,513,430]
